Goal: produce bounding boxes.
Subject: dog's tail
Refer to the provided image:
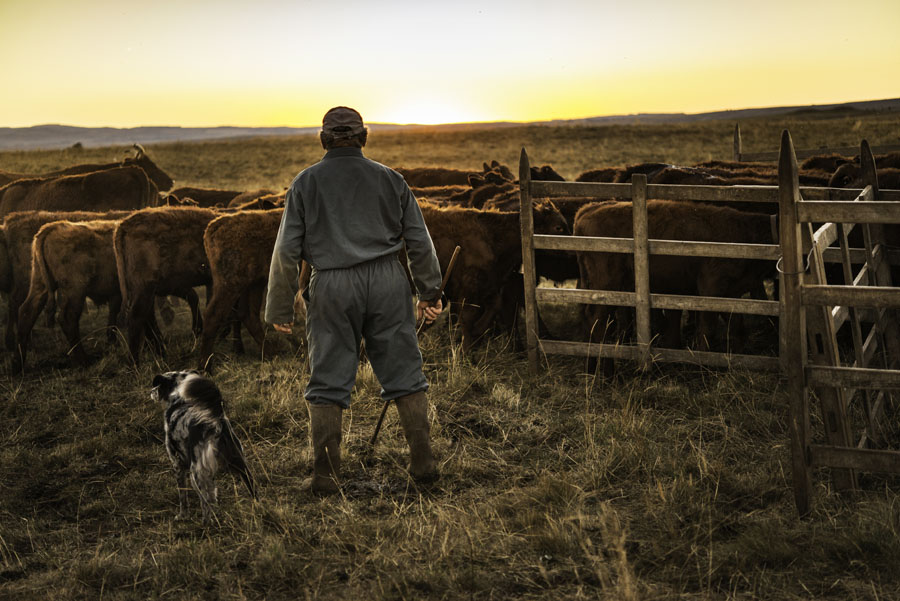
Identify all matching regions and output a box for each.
[221,417,257,499]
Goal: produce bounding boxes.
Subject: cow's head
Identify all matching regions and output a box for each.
[124,144,175,192]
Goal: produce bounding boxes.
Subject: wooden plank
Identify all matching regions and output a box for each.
[535,234,780,260]
[733,123,742,162]
[806,365,900,389]
[536,287,636,306]
[536,288,779,316]
[632,174,651,369]
[798,201,900,224]
[800,187,868,201]
[534,234,633,253]
[648,293,779,316]
[519,148,539,373]
[778,130,813,517]
[537,339,780,371]
[802,285,900,308]
[531,180,631,199]
[803,222,856,491]
[809,445,900,473]
[648,183,777,203]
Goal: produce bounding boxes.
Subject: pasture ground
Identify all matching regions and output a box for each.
[3,111,900,599]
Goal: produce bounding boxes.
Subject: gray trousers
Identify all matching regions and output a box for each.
[305,254,428,409]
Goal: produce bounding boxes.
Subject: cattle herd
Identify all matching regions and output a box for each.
[1,144,899,375]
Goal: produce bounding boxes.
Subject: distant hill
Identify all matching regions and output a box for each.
[3,98,899,151]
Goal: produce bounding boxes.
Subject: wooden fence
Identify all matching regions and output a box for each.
[519,131,900,515]
[732,123,900,162]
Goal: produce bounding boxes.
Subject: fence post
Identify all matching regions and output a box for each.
[778,129,813,516]
[733,124,742,162]
[632,174,651,369]
[519,147,539,374]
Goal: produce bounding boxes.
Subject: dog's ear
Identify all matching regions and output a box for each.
[151,374,167,388]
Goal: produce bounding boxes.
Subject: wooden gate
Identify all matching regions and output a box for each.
[519,131,900,515]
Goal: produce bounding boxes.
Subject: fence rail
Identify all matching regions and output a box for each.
[520,133,900,516]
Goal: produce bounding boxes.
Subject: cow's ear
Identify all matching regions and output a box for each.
[468,174,485,188]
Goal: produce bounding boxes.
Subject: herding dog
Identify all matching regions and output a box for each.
[150,370,256,522]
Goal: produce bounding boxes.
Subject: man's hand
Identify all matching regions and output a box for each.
[273,323,293,334]
[417,299,444,325]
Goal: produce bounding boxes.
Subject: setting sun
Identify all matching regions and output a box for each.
[373,98,479,126]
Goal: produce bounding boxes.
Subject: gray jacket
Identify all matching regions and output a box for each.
[265,147,442,325]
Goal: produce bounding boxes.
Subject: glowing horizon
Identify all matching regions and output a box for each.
[2,0,900,129]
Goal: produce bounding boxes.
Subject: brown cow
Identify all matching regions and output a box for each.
[169,187,242,208]
[2,210,133,351]
[198,209,285,368]
[0,145,174,191]
[226,189,278,208]
[114,206,219,363]
[828,164,900,190]
[420,200,569,350]
[395,167,472,187]
[0,166,159,219]
[0,225,10,297]
[14,220,126,370]
[574,200,774,374]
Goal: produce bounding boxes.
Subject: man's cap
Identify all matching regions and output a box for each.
[322,106,366,139]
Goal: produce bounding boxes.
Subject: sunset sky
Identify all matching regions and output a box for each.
[3,0,900,128]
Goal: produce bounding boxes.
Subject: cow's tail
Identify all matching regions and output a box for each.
[113,221,130,327]
[30,224,57,300]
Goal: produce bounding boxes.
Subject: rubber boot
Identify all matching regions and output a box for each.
[394,391,438,482]
[308,403,342,495]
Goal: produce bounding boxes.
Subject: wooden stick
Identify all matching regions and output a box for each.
[371,245,462,449]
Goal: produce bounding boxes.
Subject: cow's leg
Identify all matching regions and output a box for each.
[5,289,28,351]
[241,284,267,352]
[44,292,57,328]
[198,287,241,370]
[13,288,49,372]
[658,309,683,348]
[106,295,122,344]
[57,294,90,365]
[124,290,156,363]
[144,310,166,357]
[185,288,202,336]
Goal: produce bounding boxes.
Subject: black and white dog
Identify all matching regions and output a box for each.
[150,370,256,522]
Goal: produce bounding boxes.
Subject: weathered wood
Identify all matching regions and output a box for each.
[536,287,636,306]
[798,201,900,224]
[803,285,900,308]
[535,234,780,260]
[800,187,869,201]
[534,234,633,254]
[806,365,900,390]
[778,130,813,517]
[803,222,856,491]
[648,183,777,204]
[631,174,651,369]
[733,123,742,162]
[809,445,900,473]
[535,288,779,316]
[537,339,780,371]
[519,148,539,373]
[531,180,630,199]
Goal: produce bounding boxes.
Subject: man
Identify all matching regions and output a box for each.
[265,106,444,495]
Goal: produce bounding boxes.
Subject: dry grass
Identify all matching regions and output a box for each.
[3,112,900,599]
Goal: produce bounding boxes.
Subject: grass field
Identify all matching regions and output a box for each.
[2,112,900,600]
